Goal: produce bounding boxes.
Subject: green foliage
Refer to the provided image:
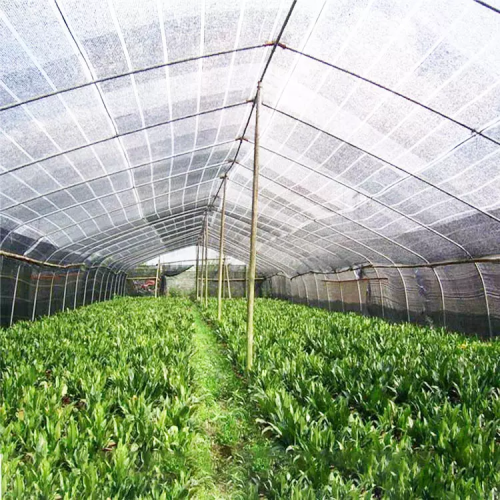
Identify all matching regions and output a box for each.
[0,297,198,498]
[202,299,500,499]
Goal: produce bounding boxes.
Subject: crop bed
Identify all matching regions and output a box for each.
[0,297,197,498]
[203,299,500,499]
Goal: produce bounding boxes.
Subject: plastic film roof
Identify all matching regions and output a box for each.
[1,0,500,276]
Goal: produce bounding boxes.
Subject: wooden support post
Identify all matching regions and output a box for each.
[74,269,81,309]
[195,243,200,300]
[109,274,115,299]
[91,268,98,304]
[62,270,69,310]
[225,260,232,299]
[217,175,227,320]
[104,271,111,300]
[98,270,105,302]
[10,265,21,326]
[246,81,262,372]
[200,233,205,302]
[204,218,209,307]
[48,272,56,315]
[83,270,90,305]
[32,271,41,320]
[155,257,161,298]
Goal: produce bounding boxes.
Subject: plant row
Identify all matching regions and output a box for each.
[202,298,500,499]
[1,297,198,498]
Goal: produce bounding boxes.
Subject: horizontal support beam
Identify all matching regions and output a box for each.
[206,278,264,282]
[323,278,388,283]
[0,249,125,276]
[0,249,84,269]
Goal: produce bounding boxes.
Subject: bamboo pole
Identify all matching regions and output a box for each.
[62,270,69,310]
[98,270,105,302]
[73,269,81,309]
[217,175,227,320]
[225,260,232,299]
[10,265,21,326]
[48,272,56,315]
[204,218,209,307]
[155,256,161,298]
[246,81,261,372]
[200,232,205,302]
[195,243,200,300]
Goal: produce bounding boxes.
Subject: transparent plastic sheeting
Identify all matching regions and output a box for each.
[1,0,500,334]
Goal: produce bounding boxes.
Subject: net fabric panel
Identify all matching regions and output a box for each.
[397,267,444,327]
[0,254,127,326]
[476,262,500,335]
[434,263,490,336]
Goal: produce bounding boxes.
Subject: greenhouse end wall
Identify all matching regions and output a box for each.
[264,261,500,338]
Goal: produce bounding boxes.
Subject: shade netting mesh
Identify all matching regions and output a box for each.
[1,0,499,335]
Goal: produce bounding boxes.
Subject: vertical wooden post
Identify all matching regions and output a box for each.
[10,264,21,326]
[155,256,161,298]
[109,274,115,299]
[48,271,56,315]
[217,175,227,320]
[91,268,98,303]
[62,270,69,310]
[199,234,205,302]
[246,81,262,372]
[204,218,209,307]
[83,269,90,305]
[32,271,41,320]
[225,260,232,299]
[105,271,112,300]
[74,269,81,309]
[195,243,200,300]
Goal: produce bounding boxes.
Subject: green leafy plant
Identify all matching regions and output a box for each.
[201,298,500,499]
[0,297,198,498]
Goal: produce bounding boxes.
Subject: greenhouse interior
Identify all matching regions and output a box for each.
[0,0,499,497]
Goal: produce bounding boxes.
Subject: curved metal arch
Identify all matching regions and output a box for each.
[25,179,218,261]
[105,227,203,268]
[228,173,412,317]
[93,223,204,265]
[3,159,228,248]
[1,101,250,177]
[1,139,237,212]
[212,209,338,273]
[235,159,430,265]
[0,45,268,113]
[280,46,500,148]
[72,207,208,261]
[250,137,474,258]
[228,177,394,269]
[263,105,500,227]
[210,199,353,269]
[45,206,210,268]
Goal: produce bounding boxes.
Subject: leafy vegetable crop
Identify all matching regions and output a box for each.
[1,297,197,498]
[202,299,500,499]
